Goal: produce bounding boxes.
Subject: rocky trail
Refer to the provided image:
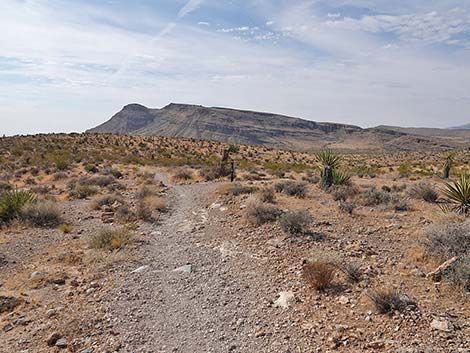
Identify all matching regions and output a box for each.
[105,175,302,353]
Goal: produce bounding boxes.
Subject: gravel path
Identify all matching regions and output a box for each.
[106,176,299,353]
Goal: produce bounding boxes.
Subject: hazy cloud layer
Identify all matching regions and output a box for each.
[1,0,470,135]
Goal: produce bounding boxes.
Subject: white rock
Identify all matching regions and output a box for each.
[274,291,295,309]
[131,265,149,274]
[430,319,453,332]
[173,264,192,273]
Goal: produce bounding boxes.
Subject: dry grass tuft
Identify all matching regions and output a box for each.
[302,261,336,291]
[89,227,133,250]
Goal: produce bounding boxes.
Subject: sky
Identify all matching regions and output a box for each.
[1,0,470,135]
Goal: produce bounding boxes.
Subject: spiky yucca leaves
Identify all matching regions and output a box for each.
[441,174,470,216]
[332,169,351,186]
[0,189,37,222]
[314,150,341,169]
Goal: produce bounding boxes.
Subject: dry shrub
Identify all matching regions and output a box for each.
[274,180,308,198]
[173,168,193,181]
[280,209,313,236]
[136,196,166,221]
[226,183,258,196]
[368,288,417,314]
[245,198,282,225]
[115,205,137,223]
[78,175,115,187]
[74,185,99,199]
[339,261,362,282]
[408,182,438,203]
[92,194,123,210]
[302,261,335,291]
[359,187,394,206]
[338,201,355,214]
[58,224,74,234]
[20,201,62,227]
[89,227,133,250]
[258,187,276,203]
[0,296,23,314]
[424,221,470,290]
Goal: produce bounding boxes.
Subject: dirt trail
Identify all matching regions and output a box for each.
[106,174,300,353]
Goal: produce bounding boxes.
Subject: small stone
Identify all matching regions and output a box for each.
[131,265,149,274]
[55,338,68,349]
[173,264,192,273]
[46,309,57,318]
[338,296,349,305]
[47,332,62,346]
[430,319,453,332]
[273,291,295,309]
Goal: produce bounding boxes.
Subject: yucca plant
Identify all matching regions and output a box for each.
[332,169,351,186]
[315,150,342,190]
[0,189,37,223]
[441,174,470,216]
[314,150,341,169]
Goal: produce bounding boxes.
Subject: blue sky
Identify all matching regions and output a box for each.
[1,0,470,135]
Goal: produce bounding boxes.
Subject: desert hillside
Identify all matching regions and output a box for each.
[0,133,469,352]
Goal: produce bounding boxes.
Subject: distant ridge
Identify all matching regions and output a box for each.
[87,103,470,152]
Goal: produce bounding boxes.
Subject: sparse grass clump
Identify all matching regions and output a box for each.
[274,180,308,198]
[225,183,258,196]
[59,223,74,234]
[74,185,99,199]
[338,201,355,214]
[92,194,123,210]
[79,175,115,187]
[280,209,313,236]
[0,189,37,223]
[258,187,276,203]
[408,182,439,203]
[368,288,416,314]
[339,261,362,283]
[424,221,470,290]
[245,198,282,225]
[20,201,62,227]
[359,187,392,206]
[173,168,193,181]
[302,261,335,291]
[89,227,133,250]
[136,196,166,221]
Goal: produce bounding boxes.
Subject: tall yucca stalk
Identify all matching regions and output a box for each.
[441,174,470,216]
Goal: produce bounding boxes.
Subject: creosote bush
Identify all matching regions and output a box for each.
[173,168,193,181]
[424,221,470,290]
[302,261,335,291]
[274,180,308,198]
[408,182,438,203]
[258,187,276,203]
[20,201,62,227]
[225,183,258,196]
[89,227,133,250]
[245,198,282,225]
[368,288,416,314]
[280,209,313,236]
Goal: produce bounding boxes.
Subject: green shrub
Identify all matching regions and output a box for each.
[332,169,351,186]
[226,183,258,196]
